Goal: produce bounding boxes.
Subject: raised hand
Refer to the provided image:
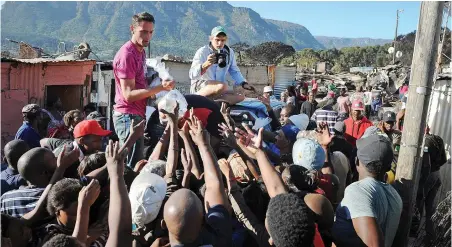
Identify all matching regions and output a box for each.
[78,179,101,207]
[129,119,146,139]
[235,127,264,153]
[218,123,238,148]
[187,114,209,146]
[133,159,148,173]
[220,102,231,116]
[105,140,128,177]
[241,122,257,136]
[218,158,232,178]
[178,121,190,139]
[180,148,193,172]
[57,145,80,170]
[316,122,333,147]
[160,103,179,125]
[257,95,270,106]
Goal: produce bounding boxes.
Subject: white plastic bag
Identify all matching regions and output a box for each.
[146,57,174,100]
[157,90,188,122]
[146,57,173,81]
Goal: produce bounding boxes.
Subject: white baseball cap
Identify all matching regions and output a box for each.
[129,171,167,227]
[263,86,273,93]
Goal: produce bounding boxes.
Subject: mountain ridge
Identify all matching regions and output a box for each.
[1,1,393,60]
[315,35,392,49]
[1,1,324,59]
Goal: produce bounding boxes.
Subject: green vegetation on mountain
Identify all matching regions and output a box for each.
[315,36,392,49]
[281,29,451,72]
[1,1,324,60]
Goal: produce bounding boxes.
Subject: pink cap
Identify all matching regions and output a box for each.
[328,91,335,97]
[351,99,365,111]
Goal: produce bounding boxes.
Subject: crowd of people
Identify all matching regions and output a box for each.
[1,11,449,247]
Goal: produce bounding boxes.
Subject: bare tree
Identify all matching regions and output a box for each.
[245,41,295,65]
[230,42,250,64]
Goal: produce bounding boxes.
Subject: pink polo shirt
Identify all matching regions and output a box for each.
[113,41,147,117]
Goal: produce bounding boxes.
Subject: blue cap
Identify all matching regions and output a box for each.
[292,138,326,171]
[281,124,300,143]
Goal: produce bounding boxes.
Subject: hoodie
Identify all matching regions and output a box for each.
[343,116,373,147]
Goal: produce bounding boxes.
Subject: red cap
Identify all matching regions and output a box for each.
[73,120,112,138]
[179,108,212,128]
[351,99,365,111]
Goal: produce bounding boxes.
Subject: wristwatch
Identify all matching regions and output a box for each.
[241,81,248,87]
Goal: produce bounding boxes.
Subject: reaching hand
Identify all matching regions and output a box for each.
[162,79,175,91]
[234,126,255,147]
[105,140,128,177]
[219,123,238,148]
[187,114,209,146]
[160,103,179,125]
[151,237,170,247]
[316,122,333,147]
[241,122,257,136]
[218,158,232,178]
[180,148,193,172]
[257,96,270,107]
[220,102,231,116]
[178,121,190,139]
[78,179,101,207]
[235,127,264,153]
[57,145,80,171]
[129,119,146,139]
[242,82,255,91]
[134,159,148,173]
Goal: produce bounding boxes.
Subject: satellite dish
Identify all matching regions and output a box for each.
[396,51,403,58]
[388,47,395,54]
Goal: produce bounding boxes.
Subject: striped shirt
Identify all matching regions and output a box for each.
[0,187,44,217]
[35,221,108,247]
[311,109,338,134]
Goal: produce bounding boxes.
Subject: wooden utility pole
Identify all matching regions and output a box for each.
[435,2,451,75]
[392,9,404,64]
[392,2,444,247]
[392,9,401,64]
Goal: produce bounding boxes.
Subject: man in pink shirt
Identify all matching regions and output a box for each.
[113,12,174,167]
[311,79,318,96]
[336,87,351,120]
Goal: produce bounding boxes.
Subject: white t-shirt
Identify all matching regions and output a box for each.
[332,177,402,247]
[364,92,373,105]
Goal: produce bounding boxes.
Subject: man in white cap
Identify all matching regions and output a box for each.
[263,86,273,99]
[189,26,255,105]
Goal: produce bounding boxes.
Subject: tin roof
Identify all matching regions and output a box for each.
[1,57,97,64]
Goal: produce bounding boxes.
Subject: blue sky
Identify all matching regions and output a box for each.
[228,1,423,39]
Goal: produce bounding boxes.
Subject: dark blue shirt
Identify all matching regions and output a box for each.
[0,186,44,217]
[172,204,232,247]
[1,167,26,195]
[15,121,41,149]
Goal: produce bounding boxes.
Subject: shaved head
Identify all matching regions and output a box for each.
[17,148,57,187]
[4,140,29,171]
[164,189,204,243]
